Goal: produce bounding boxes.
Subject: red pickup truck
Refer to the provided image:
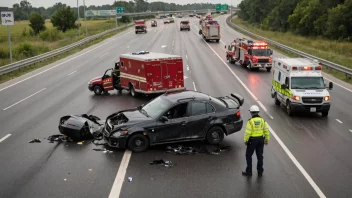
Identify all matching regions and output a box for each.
[135,20,147,34]
[88,51,186,97]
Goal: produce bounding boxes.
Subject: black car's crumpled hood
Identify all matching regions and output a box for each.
[106,109,152,132]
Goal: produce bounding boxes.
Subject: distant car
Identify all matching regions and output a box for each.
[180,20,190,31]
[168,17,175,23]
[164,19,170,24]
[102,90,244,152]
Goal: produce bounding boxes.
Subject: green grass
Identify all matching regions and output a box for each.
[0,19,127,66]
[0,26,132,84]
[231,17,352,84]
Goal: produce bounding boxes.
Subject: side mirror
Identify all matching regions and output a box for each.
[281,84,288,89]
[328,82,333,90]
[159,116,168,122]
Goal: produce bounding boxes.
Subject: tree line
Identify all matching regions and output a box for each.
[238,0,352,41]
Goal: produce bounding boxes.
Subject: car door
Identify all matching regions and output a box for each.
[187,101,213,138]
[102,68,114,91]
[152,102,189,143]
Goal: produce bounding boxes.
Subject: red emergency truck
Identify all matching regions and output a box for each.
[88,51,185,97]
[135,20,147,34]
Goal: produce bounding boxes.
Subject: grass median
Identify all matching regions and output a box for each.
[231,17,352,84]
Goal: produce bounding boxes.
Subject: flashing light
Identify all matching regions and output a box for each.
[292,67,298,70]
[303,66,313,70]
[123,131,128,135]
[316,66,322,70]
[252,57,258,63]
[324,96,330,101]
[293,96,300,101]
[268,58,272,62]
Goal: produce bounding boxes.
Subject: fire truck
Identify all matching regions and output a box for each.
[199,19,220,43]
[225,38,273,71]
[88,51,186,97]
[134,20,147,34]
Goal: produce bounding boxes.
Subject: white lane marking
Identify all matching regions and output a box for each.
[193,82,197,91]
[187,66,189,71]
[98,52,108,59]
[0,134,11,143]
[257,101,274,119]
[186,55,188,59]
[127,46,130,48]
[68,70,77,76]
[323,77,352,93]
[336,119,343,124]
[349,129,352,133]
[3,88,46,111]
[220,40,226,45]
[194,30,327,198]
[161,45,167,48]
[0,30,133,92]
[108,150,132,198]
[184,75,188,79]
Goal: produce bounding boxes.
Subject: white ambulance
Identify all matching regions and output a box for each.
[271,58,333,116]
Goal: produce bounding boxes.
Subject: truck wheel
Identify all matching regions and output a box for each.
[322,112,329,117]
[248,62,253,70]
[127,134,149,152]
[206,126,224,145]
[180,28,182,31]
[188,28,190,31]
[274,94,280,105]
[266,68,272,72]
[286,100,292,116]
[135,31,138,34]
[216,39,219,43]
[129,84,138,97]
[93,85,103,95]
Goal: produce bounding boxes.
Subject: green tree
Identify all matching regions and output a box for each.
[325,0,352,40]
[51,6,76,32]
[29,12,45,34]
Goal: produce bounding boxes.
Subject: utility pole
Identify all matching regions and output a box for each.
[83,0,87,36]
[77,0,81,36]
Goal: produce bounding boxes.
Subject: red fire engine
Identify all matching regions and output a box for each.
[225,38,273,72]
[88,51,185,97]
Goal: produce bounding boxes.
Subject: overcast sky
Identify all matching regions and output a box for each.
[4,0,242,9]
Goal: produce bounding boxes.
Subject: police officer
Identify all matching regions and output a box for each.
[242,105,270,177]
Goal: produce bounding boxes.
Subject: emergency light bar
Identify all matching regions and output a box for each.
[291,66,322,71]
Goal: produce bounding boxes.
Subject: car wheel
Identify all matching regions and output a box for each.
[274,93,280,105]
[206,126,224,145]
[129,84,137,97]
[322,112,329,117]
[93,85,103,95]
[127,134,149,152]
[286,100,292,116]
[266,68,271,72]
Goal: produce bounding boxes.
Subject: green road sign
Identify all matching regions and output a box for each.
[116,7,125,13]
[221,4,229,11]
[215,4,221,11]
[85,10,116,17]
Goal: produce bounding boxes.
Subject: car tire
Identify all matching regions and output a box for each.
[274,94,280,105]
[93,85,103,95]
[266,68,271,72]
[206,126,225,145]
[216,39,219,43]
[322,112,329,117]
[127,134,149,152]
[286,100,292,116]
[129,84,138,97]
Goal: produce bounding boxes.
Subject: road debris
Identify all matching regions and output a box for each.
[47,134,73,143]
[92,139,107,146]
[165,144,231,155]
[88,169,92,172]
[29,139,41,143]
[77,142,83,145]
[166,145,196,155]
[150,159,173,167]
[128,177,133,182]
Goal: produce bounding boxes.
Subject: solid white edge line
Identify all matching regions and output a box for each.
[220,40,226,45]
[3,88,46,111]
[323,77,352,93]
[193,30,327,198]
[186,55,188,59]
[187,67,189,71]
[0,30,133,92]
[193,82,197,91]
[257,101,274,119]
[336,119,343,124]
[68,70,77,76]
[0,134,11,143]
[99,52,109,59]
[108,150,132,198]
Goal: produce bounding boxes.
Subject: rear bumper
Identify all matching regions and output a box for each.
[225,118,243,135]
[252,63,272,68]
[135,87,186,94]
[290,102,331,113]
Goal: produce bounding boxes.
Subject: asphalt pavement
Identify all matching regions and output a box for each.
[0,15,351,198]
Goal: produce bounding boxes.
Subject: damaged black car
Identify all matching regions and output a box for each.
[103,90,244,152]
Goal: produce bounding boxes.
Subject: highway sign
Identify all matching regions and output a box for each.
[221,4,229,11]
[85,10,116,17]
[116,7,125,13]
[1,11,14,26]
[215,4,221,11]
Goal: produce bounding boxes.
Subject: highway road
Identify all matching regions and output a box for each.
[0,14,351,198]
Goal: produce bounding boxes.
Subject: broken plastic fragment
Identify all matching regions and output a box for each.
[29,139,41,143]
[103,151,107,153]
[93,148,107,151]
[128,177,132,182]
[77,142,83,145]
[150,159,173,167]
[88,169,92,172]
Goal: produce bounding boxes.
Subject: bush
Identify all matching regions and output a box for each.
[39,29,63,41]
[15,42,36,58]
[0,48,9,59]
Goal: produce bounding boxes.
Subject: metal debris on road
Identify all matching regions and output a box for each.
[166,145,196,155]
[29,139,41,143]
[165,144,231,155]
[88,169,92,172]
[93,148,107,151]
[150,159,173,167]
[128,177,133,182]
[92,139,107,146]
[47,134,73,143]
[77,142,83,145]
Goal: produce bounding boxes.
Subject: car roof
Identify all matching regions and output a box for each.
[162,90,211,103]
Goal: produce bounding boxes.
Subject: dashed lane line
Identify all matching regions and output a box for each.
[0,134,11,143]
[3,88,46,111]
[68,70,77,76]
[192,29,326,198]
[336,119,343,124]
[193,82,197,91]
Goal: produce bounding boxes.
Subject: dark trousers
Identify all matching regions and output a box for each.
[245,137,265,174]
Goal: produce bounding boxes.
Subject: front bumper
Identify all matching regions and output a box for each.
[225,119,243,135]
[103,134,127,148]
[290,102,331,113]
[88,85,94,91]
[252,63,272,68]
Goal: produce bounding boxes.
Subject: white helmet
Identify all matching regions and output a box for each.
[249,105,260,112]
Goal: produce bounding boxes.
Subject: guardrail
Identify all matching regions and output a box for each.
[120,9,240,16]
[225,14,352,78]
[0,23,135,75]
